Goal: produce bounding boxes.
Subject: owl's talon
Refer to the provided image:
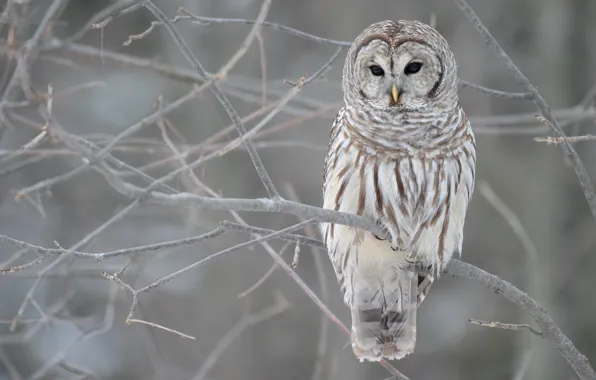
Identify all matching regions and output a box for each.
[374,234,386,241]
[406,261,434,275]
[389,240,403,252]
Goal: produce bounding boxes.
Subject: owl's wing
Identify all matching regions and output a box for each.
[417,273,434,306]
[322,108,346,192]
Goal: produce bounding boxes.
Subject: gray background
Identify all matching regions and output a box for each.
[0,0,595,379]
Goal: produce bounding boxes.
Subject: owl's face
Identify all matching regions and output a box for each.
[355,40,444,109]
[343,20,458,112]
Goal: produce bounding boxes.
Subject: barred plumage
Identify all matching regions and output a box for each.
[321,20,476,361]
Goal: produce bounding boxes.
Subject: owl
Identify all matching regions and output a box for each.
[321,20,476,361]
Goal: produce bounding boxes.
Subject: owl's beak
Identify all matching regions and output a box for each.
[391,84,399,103]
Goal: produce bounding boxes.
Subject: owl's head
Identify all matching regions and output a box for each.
[343,20,458,112]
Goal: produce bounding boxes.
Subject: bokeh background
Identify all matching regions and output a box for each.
[1,0,595,379]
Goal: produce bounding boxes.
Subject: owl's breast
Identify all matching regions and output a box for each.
[323,127,475,271]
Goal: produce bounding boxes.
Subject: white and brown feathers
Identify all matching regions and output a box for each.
[321,20,476,361]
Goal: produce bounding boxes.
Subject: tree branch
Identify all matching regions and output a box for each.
[0,0,71,141]
[454,0,596,225]
[447,260,595,380]
[468,318,543,337]
[144,0,281,198]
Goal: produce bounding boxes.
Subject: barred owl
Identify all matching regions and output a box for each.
[321,20,476,361]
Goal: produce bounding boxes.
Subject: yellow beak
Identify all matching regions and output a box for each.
[391,84,399,103]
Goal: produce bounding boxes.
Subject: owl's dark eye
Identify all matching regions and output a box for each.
[370,65,384,76]
[404,62,422,75]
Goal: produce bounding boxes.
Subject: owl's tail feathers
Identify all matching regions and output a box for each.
[350,267,418,362]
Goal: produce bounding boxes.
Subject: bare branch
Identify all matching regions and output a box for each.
[57,360,97,380]
[458,79,533,99]
[9,199,141,331]
[196,196,380,231]
[535,134,596,145]
[68,0,144,42]
[0,227,226,260]
[126,318,196,340]
[192,292,289,380]
[48,40,208,84]
[237,241,293,299]
[199,219,596,380]
[513,350,533,380]
[478,182,538,264]
[28,283,118,380]
[47,39,560,108]
[256,30,268,105]
[0,348,23,380]
[179,8,352,47]
[284,183,330,380]
[134,220,314,295]
[447,260,596,380]
[455,0,596,225]
[222,227,409,380]
[0,254,48,273]
[468,318,543,337]
[0,0,71,140]
[144,0,281,198]
[212,0,273,80]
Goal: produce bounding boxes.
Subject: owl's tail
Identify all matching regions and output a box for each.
[350,266,418,362]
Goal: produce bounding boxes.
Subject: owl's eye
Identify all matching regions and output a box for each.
[370,65,385,76]
[404,62,422,75]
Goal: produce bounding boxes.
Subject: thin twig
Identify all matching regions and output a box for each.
[291,243,301,268]
[256,30,268,105]
[222,225,408,380]
[0,348,23,380]
[135,220,314,294]
[570,81,596,136]
[220,222,324,248]
[0,0,71,140]
[237,241,293,299]
[127,318,196,340]
[29,283,118,379]
[478,182,538,264]
[535,134,596,145]
[215,76,307,157]
[468,318,543,337]
[156,109,304,305]
[144,0,281,198]
[513,350,533,380]
[0,226,226,260]
[179,9,352,47]
[458,79,533,99]
[0,254,48,273]
[57,361,97,380]
[9,200,141,331]
[478,180,541,375]
[192,292,289,380]
[68,0,144,42]
[284,183,330,380]
[50,39,535,107]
